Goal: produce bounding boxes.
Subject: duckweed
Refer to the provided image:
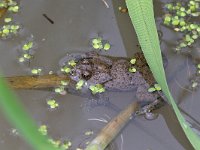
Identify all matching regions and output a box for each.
[68,60,76,67]
[92,37,102,44]
[31,68,42,75]
[91,37,111,51]
[38,125,47,136]
[23,53,32,59]
[130,58,136,64]
[48,139,61,148]
[148,84,162,93]
[89,84,105,94]
[103,42,111,51]
[22,42,33,51]
[197,64,200,69]
[148,87,156,93]
[76,80,84,90]
[63,66,71,73]
[61,140,72,149]
[154,84,162,91]
[0,1,7,8]
[8,0,17,6]
[11,128,18,135]
[196,64,200,73]
[0,0,18,9]
[163,0,200,51]
[39,124,72,149]
[48,139,72,150]
[8,5,19,13]
[4,18,12,23]
[61,80,69,86]
[191,81,198,88]
[47,99,59,109]
[92,37,103,49]
[55,86,65,94]
[129,67,136,73]
[0,0,20,38]
[48,71,53,74]
[18,57,25,62]
[0,24,20,38]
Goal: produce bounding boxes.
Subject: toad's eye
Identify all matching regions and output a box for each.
[81,70,92,80]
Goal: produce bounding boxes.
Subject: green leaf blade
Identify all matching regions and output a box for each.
[0,76,62,150]
[126,0,200,149]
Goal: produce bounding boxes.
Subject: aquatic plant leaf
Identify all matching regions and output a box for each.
[0,76,63,150]
[126,0,200,149]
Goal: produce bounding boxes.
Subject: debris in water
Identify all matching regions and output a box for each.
[101,0,109,8]
[47,99,59,109]
[118,7,128,13]
[43,14,54,24]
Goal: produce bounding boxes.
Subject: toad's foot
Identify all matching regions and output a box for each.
[144,112,159,120]
[135,98,165,120]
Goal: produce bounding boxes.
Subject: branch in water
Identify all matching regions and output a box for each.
[6,74,74,89]
[85,101,139,150]
[0,0,8,18]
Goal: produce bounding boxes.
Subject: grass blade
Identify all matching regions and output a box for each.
[126,0,200,149]
[0,76,62,150]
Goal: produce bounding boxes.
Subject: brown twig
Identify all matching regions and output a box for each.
[5,74,74,89]
[85,101,139,150]
[0,0,8,19]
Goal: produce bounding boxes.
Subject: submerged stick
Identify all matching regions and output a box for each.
[0,0,8,18]
[6,74,73,89]
[85,101,139,150]
[0,7,7,18]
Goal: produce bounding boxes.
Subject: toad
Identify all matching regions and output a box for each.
[59,51,167,119]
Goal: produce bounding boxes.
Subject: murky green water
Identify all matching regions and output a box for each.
[0,0,199,149]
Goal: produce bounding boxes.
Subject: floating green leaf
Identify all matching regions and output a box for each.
[89,84,105,94]
[103,43,111,51]
[22,42,33,51]
[63,66,71,73]
[31,68,41,75]
[68,60,76,67]
[148,87,156,93]
[38,125,48,136]
[76,80,84,90]
[197,64,200,69]
[130,58,136,64]
[129,67,136,73]
[154,84,162,91]
[47,99,59,109]
[4,18,12,23]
